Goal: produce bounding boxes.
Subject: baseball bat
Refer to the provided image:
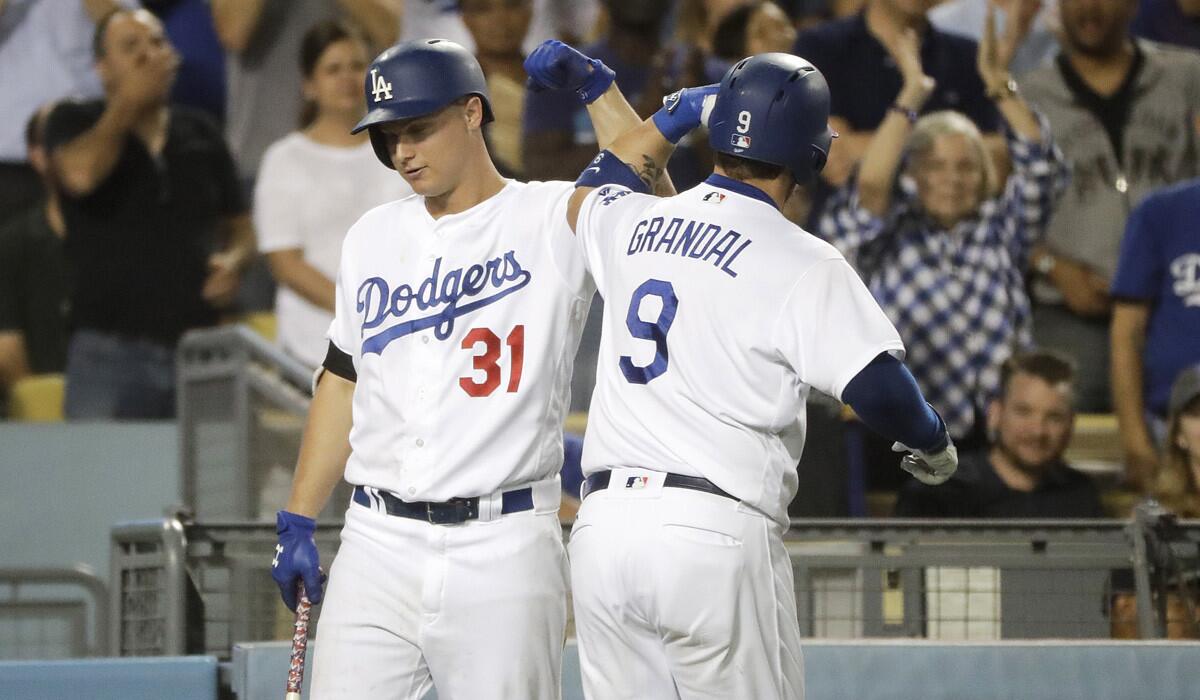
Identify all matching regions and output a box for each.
[285,584,312,700]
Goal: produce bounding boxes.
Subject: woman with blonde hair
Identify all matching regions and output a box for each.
[820,7,1069,448]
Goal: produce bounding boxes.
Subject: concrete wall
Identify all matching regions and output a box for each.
[0,423,179,583]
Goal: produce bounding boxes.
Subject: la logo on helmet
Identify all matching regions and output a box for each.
[370,68,393,103]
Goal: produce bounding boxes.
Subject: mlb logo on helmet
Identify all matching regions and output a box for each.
[702,192,726,203]
[624,476,649,489]
[731,134,751,149]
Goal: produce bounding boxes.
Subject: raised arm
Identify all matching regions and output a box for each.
[855,29,934,218]
[210,0,268,54]
[336,0,401,51]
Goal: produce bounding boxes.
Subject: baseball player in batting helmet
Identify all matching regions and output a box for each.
[268,38,682,698]
[527,44,959,698]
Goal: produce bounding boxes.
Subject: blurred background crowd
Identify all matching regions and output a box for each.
[2,0,1200,522]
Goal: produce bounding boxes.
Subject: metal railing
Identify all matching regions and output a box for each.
[110,507,1200,658]
[176,326,354,522]
[0,565,109,659]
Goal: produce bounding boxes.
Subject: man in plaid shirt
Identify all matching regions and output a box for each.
[820,11,1069,443]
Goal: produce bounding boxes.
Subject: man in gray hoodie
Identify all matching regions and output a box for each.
[1020,0,1200,412]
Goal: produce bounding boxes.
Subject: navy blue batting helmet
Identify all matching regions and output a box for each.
[352,39,494,169]
[707,53,834,183]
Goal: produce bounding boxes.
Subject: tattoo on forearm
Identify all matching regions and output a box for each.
[636,154,662,190]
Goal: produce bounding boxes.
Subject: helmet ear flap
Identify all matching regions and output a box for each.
[368,126,395,170]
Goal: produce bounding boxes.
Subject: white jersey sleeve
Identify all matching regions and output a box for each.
[573,184,656,288]
[773,257,905,401]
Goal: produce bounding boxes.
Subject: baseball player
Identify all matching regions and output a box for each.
[268,39,658,699]
[527,45,959,698]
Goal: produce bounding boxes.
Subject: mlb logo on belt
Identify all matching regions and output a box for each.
[624,476,650,489]
[730,134,751,149]
[702,192,725,204]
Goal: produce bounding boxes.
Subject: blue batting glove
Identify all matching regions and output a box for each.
[271,510,324,611]
[652,84,720,144]
[524,39,615,104]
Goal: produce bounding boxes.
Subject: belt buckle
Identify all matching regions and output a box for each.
[426,498,478,524]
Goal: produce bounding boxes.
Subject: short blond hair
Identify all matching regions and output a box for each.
[905,110,998,202]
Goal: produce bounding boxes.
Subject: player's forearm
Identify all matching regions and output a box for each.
[585,85,644,152]
[1111,303,1153,448]
[606,118,676,193]
[286,372,355,518]
[842,353,948,452]
[267,251,337,312]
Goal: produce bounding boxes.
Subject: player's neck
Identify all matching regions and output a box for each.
[712,166,792,210]
[424,158,506,219]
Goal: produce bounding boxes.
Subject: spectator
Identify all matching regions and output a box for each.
[0,0,130,227]
[401,0,598,54]
[1110,178,1200,488]
[1132,0,1200,50]
[461,0,534,176]
[1153,366,1200,516]
[46,9,255,419]
[712,1,799,63]
[930,0,1060,76]
[0,105,70,410]
[211,0,400,185]
[894,351,1106,518]
[821,12,1069,446]
[255,20,410,369]
[1020,0,1200,413]
[793,0,1004,226]
[144,0,227,121]
[522,0,707,186]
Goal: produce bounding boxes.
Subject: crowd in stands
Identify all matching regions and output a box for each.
[2,0,1199,518]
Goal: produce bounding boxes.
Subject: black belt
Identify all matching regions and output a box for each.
[581,471,737,502]
[352,485,533,524]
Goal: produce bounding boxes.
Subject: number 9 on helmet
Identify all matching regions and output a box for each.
[706,53,836,184]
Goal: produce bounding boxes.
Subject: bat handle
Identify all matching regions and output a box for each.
[285,583,313,699]
[285,694,302,700]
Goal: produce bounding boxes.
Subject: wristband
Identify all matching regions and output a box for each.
[575,150,651,193]
[888,103,918,124]
[576,59,616,105]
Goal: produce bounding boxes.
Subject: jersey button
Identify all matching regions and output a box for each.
[422,337,429,344]
[408,487,416,496]
[416,438,425,447]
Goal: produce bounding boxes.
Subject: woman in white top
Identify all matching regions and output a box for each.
[254,20,410,368]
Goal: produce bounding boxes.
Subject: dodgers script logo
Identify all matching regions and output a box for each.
[357,252,532,355]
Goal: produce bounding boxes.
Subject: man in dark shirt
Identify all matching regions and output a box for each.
[45,8,253,419]
[894,350,1107,518]
[0,104,69,409]
[793,0,1002,225]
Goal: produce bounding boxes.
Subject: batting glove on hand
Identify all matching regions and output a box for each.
[271,510,324,611]
[524,39,615,104]
[652,84,719,144]
[894,437,958,486]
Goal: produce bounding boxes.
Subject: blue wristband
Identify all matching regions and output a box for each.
[575,150,651,193]
[576,58,616,104]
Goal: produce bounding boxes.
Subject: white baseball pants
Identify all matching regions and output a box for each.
[569,471,805,699]
[310,498,569,699]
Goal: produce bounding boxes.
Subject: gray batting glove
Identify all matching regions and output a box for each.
[893,438,958,486]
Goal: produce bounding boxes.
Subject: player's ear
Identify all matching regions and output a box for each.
[463,96,484,129]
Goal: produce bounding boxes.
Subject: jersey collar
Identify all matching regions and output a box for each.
[703,173,779,211]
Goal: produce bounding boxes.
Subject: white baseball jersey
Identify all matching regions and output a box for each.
[574,175,904,526]
[328,179,594,501]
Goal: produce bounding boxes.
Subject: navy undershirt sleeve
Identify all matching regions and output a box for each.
[841,353,948,452]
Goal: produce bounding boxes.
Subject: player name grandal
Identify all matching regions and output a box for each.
[626,216,753,278]
[357,252,532,355]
